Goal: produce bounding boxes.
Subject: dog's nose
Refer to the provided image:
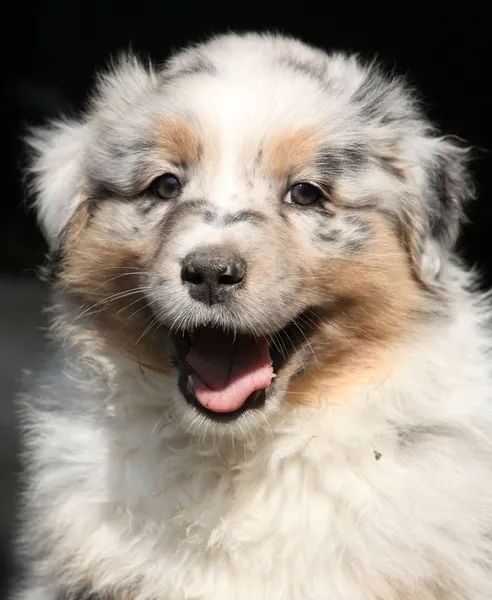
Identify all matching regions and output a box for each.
[181,247,246,305]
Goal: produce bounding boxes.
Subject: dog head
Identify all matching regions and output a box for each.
[27,33,473,434]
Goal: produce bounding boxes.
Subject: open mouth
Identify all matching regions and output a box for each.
[171,312,315,422]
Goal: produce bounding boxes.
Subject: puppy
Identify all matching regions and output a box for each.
[12,32,492,600]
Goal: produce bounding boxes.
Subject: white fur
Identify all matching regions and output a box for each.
[26,120,91,242]
[14,272,492,600]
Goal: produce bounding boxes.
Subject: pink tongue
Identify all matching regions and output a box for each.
[186,329,274,413]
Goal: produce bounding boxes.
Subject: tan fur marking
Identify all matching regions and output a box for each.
[404,227,436,291]
[286,216,425,405]
[63,198,92,249]
[156,116,200,165]
[265,128,317,180]
[56,202,171,374]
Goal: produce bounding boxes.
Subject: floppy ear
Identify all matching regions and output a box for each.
[26,54,157,250]
[26,119,90,249]
[405,136,474,284]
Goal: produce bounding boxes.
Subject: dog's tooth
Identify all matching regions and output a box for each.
[187,375,194,390]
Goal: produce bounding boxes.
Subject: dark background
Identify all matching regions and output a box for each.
[0,0,489,594]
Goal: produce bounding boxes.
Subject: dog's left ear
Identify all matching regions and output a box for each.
[406,135,474,284]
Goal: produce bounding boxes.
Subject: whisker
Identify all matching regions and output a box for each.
[70,286,153,324]
[134,314,161,345]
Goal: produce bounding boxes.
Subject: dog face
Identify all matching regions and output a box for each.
[28,33,473,433]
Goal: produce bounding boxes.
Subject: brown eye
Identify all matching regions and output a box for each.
[287,182,321,206]
[152,173,182,199]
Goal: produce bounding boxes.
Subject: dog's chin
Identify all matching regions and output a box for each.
[166,310,317,426]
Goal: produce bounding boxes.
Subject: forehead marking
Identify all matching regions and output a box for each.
[265,128,317,181]
[156,116,201,166]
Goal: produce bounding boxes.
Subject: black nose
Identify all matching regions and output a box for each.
[181,247,246,305]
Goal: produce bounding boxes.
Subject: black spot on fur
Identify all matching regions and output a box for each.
[422,142,473,264]
[167,55,217,80]
[223,210,266,226]
[318,228,342,243]
[341,216,372,252]
[180,199,211,219]
[341,237,367,253]
[88,177,147,201]
[350,67,412,126]
[343,215,372,234]
[203,209,216,225]
[350,68,397,123]
[140,198,162,214]
[317,145,367,177]
[186,208,266,228]
[398,425,456,447]
[317,219,370,252]
[87,180,118,200]
[427,155,463,245]
[158,199,210,235]
[279,57,327,83]
[96,139,154,165]
[254,147,264,168]
[126,140,155,155]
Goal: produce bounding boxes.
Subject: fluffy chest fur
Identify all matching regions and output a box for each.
[21,298,492,600]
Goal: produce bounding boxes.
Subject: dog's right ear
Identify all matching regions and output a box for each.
[26,119,91,249]
[26,54,157,252]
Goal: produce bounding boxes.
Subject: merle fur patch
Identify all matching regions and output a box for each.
[317,145,367,177]
[165,55,217,80]
[278,56,328,84]
[222,210,266,226]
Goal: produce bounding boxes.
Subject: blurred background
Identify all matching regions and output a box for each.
[0,0,490,595]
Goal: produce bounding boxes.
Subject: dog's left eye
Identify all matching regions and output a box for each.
[151,173,182,199]
[286,183,322,206]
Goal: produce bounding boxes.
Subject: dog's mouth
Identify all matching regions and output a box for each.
[171,312,316,422]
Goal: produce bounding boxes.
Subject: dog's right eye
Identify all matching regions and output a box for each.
[286,182,322,206]
[151,174,182,200]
